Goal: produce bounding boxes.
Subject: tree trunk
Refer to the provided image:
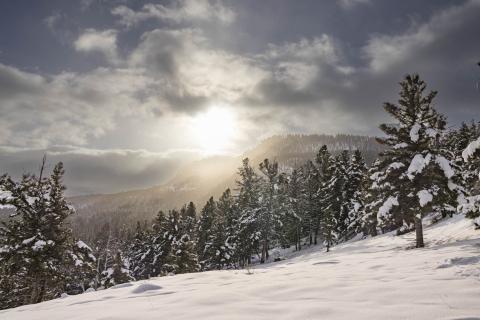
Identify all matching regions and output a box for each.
[414,216,424,248]
[297,227,302,251]
[260,240,267,263]
[37,278,46,303]
[266,240,269,260]
[29,275,46,304]
[29,280,39,305]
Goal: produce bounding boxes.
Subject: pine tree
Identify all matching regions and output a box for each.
[258,158,284,263]
[300,160,320,245]
[375,74,458,247]
[317,149,337,252]
[0,160,95,308]
[162,209,199,274]
[361,159,384,237]
[234,158,262,267]
[197,197,216,268]
[284,169,303,251]
[459,135,480,225]
[275,172,290,249]
[102,250,133,288]
[171,233,200,274]
[328,151,350,240]
[65,240,96,295]
[344,150,367,240]
[128,221,154,280]
[151,210,172,276]
[181,202,197,239]
[315,145,333,245]
[446,121,480,194]
[221,189,239,265]
[203,189,235,270]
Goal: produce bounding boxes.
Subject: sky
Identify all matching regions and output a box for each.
[0,0,479,195]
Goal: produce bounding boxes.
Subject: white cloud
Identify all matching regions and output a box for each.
[363,0,480,73]
[364,25,435,73]
[129,28,266,108]
[265,36,339,63]
[112,0,235,28]
[0,63,155,148]
[263,35,351,89]
[74,29,119,63]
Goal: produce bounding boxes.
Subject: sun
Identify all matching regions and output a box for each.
[193,107,236,154]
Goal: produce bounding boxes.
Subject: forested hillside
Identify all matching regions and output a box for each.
[69,134,383,240]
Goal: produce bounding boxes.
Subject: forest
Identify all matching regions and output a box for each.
[1,74,479,310]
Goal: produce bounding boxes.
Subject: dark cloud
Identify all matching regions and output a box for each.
[240,1,480,133]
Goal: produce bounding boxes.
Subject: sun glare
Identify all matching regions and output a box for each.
[193,107,236,154]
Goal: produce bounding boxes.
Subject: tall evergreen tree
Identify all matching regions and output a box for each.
[197,197,216,268]
[460,136,480,225]
[284,168,303,251]
[128,221,154,280]
[446,121,480,194]
[344,150,367,240]
[163,209,200,274]
[318,151,338,252]
[0,161,95,308]
[102,250,133,288]
[332,150,351,240]
[203,189,235,270]
[374,74,458,247]
[257,159,284,263]
[234,158,262,266]
[361,158,384,236]
[181,202,198,240]
[300,161,320,245]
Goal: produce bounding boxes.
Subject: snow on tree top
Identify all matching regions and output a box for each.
[435,156,454,179]
[417,190,433,207]
[377,196,398,222]
[462,137,480,162]
[76,240,93,252]
[388,162,405,170]
[393,142,408,149]
[22,236,37,245]
[410,123,421,142]
[407,154,431,180]
[32,240,48,251]
[0,190,13,200]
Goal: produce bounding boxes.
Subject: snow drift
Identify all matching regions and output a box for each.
[1,214,479,320]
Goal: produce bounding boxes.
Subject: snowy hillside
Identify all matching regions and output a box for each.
[2,214,479,320]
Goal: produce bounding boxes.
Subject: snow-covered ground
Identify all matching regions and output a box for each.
[2,215,480,320]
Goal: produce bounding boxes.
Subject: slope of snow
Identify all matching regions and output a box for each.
[2,215,480,320]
